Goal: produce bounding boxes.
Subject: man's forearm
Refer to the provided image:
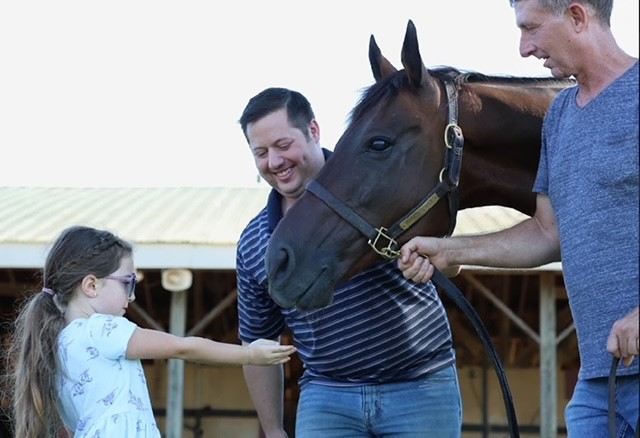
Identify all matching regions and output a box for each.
[243,363,286,435]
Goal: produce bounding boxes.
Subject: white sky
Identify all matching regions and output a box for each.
[1,1,638,188]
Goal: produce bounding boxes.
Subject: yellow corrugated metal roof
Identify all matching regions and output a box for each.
[454,205,529,235]
[0,187,271,245]
[0,187,539,269]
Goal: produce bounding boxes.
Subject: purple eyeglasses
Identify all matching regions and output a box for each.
[104,273,137,300]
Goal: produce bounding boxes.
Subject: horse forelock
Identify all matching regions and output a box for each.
[349,73,402,125]
[348,67,451,124]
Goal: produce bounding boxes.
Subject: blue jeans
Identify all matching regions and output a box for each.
[565,374,639,438]
[295,364,462,437]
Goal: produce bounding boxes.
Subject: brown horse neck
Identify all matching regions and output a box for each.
[453,82,560,216]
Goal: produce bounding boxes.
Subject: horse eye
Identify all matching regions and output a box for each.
[369,138,391,152]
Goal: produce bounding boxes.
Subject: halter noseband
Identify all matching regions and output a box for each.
[306,79,464,259]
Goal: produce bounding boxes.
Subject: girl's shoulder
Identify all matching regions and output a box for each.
[65,313,132,329]
[88,313,126,324]
[63,314,138,341]
[87,313,137,334]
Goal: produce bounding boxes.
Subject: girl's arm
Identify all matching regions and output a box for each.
[125,328,295,366]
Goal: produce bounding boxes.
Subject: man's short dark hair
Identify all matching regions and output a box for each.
[239,87,316,141]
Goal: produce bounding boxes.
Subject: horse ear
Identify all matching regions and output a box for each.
[369,34,398,82]
[401,20,434,90]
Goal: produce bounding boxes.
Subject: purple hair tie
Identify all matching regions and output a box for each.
[42,287,56,296]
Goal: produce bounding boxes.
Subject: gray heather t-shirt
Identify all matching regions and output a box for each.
[534,61,639,380]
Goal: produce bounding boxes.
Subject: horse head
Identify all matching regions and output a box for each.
[266,20,567,310]
[265,21,457,309]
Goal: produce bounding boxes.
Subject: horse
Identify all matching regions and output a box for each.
[264,20,575,437]
[265,20,573,311]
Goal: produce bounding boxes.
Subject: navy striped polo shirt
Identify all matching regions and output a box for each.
[237,189,456,387]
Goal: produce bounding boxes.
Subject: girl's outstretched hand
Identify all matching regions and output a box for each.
[248,339,296,365]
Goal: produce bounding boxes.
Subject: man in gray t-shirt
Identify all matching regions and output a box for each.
[397,0,639,435]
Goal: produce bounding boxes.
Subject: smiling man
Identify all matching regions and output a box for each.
[235,87,462,438]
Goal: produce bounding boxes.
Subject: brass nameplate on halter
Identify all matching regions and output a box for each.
[399,193,440,231]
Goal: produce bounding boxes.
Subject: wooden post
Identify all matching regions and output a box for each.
[163,269,193,438]
[539,272,557,438]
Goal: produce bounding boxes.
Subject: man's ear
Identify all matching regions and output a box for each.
[308,119,321,144]
[567,3,589,32]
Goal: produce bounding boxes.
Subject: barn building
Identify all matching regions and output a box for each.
[0,187,576,437]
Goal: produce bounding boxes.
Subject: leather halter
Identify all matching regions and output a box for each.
[307,80,464,260]
[305,79,522,437]
[304,77,636,436]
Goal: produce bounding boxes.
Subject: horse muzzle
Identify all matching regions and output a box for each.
[266,243,337,310]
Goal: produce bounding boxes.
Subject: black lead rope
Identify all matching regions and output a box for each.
[431,269,520,438]
[608,357,640,438]
[436,269,639,438]
[305,79,519,434]
[609,357,618,438]
[306,178,520,436]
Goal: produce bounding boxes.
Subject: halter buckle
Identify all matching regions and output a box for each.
[444,123,463,149]
[368,227,400,260]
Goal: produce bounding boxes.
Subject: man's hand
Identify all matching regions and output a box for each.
[397,237,460,282]
[606,306,640,367]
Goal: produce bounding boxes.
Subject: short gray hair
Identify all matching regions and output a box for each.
[509,0,612,26]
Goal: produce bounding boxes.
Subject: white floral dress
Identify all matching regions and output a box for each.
[57,314,160,437]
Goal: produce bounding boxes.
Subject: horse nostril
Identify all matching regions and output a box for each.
[266,245,295,282]
[274,248,289,274]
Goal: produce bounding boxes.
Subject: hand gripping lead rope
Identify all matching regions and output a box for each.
[608,356,640,438]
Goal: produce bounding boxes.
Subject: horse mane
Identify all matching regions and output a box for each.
[350,66,575,124]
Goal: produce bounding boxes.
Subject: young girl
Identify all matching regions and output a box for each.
[5,225,296,438]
